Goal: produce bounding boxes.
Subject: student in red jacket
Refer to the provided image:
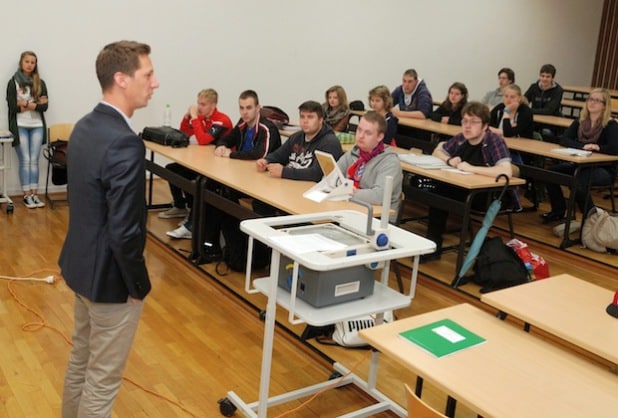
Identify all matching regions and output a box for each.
[159,89,232,238]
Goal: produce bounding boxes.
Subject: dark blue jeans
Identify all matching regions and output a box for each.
[545,162,614,215]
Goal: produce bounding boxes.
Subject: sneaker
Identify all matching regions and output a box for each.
[31,194,45,208]
[23,195,37,209]
[166,224,192,239]
[158,206,188,219]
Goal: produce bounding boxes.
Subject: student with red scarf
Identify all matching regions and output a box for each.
[336,111,403,220]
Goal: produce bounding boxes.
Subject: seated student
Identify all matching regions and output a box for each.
[390,68,433,148]
[489,84,534,164]
[336,111,403,220]
[542,88,618,222]
[322,85,350,132]
[525,64,564,116]
[256,100,343,181]
[186,89,282,261]
[482,67,515,108]
[424,102,512,261]
[159,88,233,224]
[368,85,398,146]
[390,68,433,120]
[430,82,468,140]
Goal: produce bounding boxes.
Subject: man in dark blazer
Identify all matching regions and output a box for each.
[59,40,159,418]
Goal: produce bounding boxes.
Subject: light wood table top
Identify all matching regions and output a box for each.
[360,303,618,418]
[504,137,618,164]
[144,142,379,216]
[533,114,574,128]
[481,274,618,365]
[393,147,525,189]
[563,85,618,98]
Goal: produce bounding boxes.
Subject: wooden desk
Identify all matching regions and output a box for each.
[395,147,525,273]
[504,137,618,248]
[359,303,618,418]
[481,274,618,365]
[561,99,618,118]
[144,142,381,262]
[532,114,573,129]
[563,85,618,100]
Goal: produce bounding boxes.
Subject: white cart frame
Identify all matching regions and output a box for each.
[222,210,435,417]
[0,134,14,214]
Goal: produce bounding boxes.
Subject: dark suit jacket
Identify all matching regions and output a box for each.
[59,103,151,302]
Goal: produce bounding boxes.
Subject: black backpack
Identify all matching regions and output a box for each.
[216,215,271,275]
[472,236,530,293]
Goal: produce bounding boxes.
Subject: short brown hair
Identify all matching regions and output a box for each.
[461,101,490,125]
[96,40,151,91]
[361,110,387,136]
[239,89,259,105]
[403,69,418,79]
[298,100,324,118]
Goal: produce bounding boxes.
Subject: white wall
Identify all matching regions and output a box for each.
[0,0,603,196]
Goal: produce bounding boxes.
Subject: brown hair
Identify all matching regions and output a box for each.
[298,100,324,118]
[96,40,151,91]
[462,101,490,125]
[18,51,42,99]
[239,89,259,105]
[361,110,387,135]
[368,85,393,110]
[324,85,348,110]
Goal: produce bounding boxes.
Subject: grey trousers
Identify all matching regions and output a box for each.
[61,293,144,418]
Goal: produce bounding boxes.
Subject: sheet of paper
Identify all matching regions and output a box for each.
[269,233,348,254]
[551,148,592,157]
[440,168,473,175]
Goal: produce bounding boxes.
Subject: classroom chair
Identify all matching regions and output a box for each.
[44,123,73,209]
[404,383,447,418]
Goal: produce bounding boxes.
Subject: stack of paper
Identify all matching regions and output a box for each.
[398,154,448,169]
[551,148,592,157]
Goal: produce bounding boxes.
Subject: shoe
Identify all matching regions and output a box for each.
[158,206,188,219]
[541,211,566,223]
[31,194,45,208]
[178,214,190,226]
[166,224,192,239]
[23,195,37,209]
[419,252,441,264]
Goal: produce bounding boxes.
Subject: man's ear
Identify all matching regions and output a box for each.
[114,72,128,88]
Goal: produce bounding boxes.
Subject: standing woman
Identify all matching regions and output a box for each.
[322,85,350,132]
[6,51,48,208]
[542,88,618,222]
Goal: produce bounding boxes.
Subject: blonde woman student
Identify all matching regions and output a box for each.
[6,51,49,208]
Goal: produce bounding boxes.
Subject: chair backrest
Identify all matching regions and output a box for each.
[405,384,447,418]
[48,123,74,144]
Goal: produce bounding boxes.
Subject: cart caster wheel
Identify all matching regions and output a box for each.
[6,204,14,214]
[218,397,236,417]
[259,310,266,321]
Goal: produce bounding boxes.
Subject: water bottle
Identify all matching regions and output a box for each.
[163,104,172,127]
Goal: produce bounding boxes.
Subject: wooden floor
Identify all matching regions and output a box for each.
[0,180,616,417]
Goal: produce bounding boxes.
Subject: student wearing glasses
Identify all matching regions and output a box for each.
[422,102,512,262]
[542,88,618,222]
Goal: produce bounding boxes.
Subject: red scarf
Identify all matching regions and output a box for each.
[347,142,385,188]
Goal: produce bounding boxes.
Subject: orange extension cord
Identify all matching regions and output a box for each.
[6,269,373,417]
[4,268,202,418]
